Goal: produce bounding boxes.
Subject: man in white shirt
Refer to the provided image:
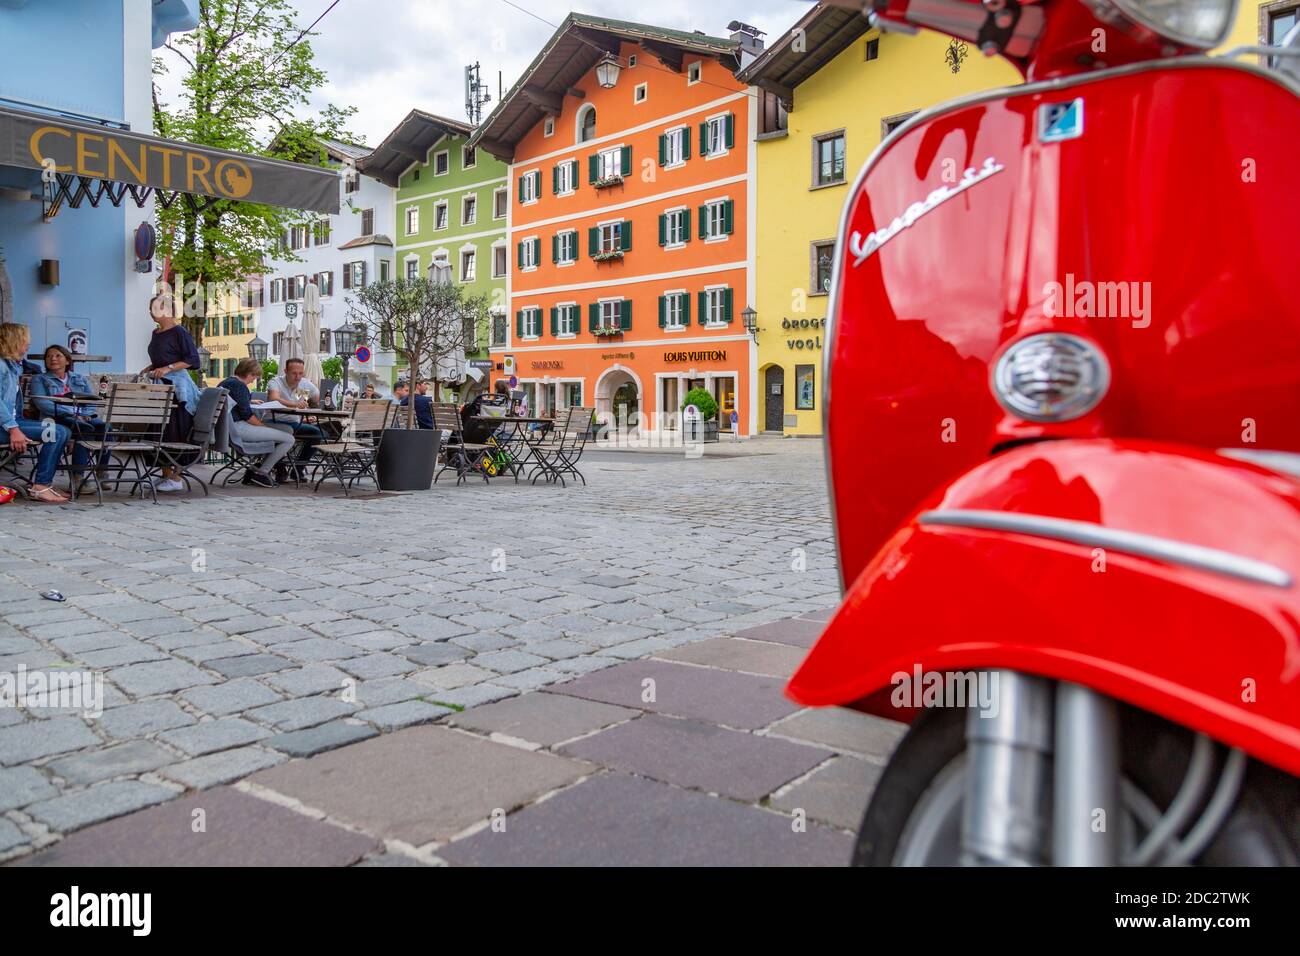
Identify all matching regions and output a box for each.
[266,358,323,480]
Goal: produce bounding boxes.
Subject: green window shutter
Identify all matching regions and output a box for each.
[550,307,558,336]
[515,310,524,336]
[588,303,598,333]
[517,175,524,202]
[698,205,707,240]
[552,165,559,193]
[620,299,632,330]
[682,292,691,326]
[532,238,541,263]
[724,288,734,323]
[725,113,735,149]
[682,126,691,160]
[620,221,632,252]
[588,154,598,183]
[658,134,666,167]
[552,234,558,263]
[588,227,598,256]
[531,171,540,197]
[658,213,666,246]
[699,121,709,156]
[570,160,579,190]
[682,208,691,242]
[620,145,632,176]
[517,241,524,269]
[658,295,666,328]
[724,199,734,235]
[698,291,707,323]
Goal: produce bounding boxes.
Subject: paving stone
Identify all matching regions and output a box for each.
[439,773,852,867]
[767,708,907,761]
[160,746,288,790]
[15,787,376,865]
[75,641,169,668]
[99,699,195,739]
[355,852,433,867]
[552,659,799,730]
[172,640,260,664]
[493,667,565,691]
[598,636,676,659]
[448,633,518,652]
[356,700,451,730]
[26,780,177,833]
[50,631,138,654]
[205,654,293,679]
[339,630,413,652]
[472,649,548,674]
[180,679,283,717]
[550,656,619,675]
[0,716,99,765]
[401,642,472,667]
[655,636,808,678]
[265,720,378,757]
[247,696,357,731]
[0,817,26,854]
[250,725,590,846]
[410,662,493,691]
[158,718,270,756]
[525,638,592,660]
[732,618,824,649]
[108,659,216,696]
[266,664,351,697]
[451,610,520,630]
[0,765,58,811]
[560,714,831,802]
[769,756,881,831]
[352,677,427,707]
[339,654,416,680]
[450,691,637,747]
[427,683,516,709]
[393,616,474,641]
[275,637,364,663]
[46,741,173,785]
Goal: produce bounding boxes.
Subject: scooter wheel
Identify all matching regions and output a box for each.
[853,704,1300,866]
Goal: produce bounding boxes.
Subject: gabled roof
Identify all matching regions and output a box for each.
[468,12,740,162]
[320,138,371,163]
[359,110,476,187]
[735,2,872,109]
[338,234,394,250]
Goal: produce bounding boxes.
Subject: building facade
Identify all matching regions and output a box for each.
[361,111,509,401]
[472,15,755,435]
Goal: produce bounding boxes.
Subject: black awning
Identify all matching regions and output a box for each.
[0,105,339,214]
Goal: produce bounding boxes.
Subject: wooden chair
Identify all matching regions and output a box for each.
[77,382,174,504]
[159,386,227,496]
[432,402,490,485]
[312,398,391,496]
[531,406,594,487]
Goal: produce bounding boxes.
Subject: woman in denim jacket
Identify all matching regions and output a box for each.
[0,323,70,503]
[30,344,109,478]
[141,293,201,493]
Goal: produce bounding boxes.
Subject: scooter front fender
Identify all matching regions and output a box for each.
[788,440,1300,777]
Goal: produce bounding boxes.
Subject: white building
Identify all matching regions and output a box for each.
[258,139,397,392]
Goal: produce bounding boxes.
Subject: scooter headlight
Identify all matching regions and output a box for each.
[1082,0,1238,50]
[992,333,1110,423]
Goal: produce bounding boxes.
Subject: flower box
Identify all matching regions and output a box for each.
[593,175,624,189]
[591,250,624,263]
[592,327,624,339]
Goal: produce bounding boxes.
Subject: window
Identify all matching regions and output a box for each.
[460,249,476,282]
[289,225,307,250]
[687,61,702,84]
[593,298,629,331]
[628,54,637,67]
[634,82,647,104]
[595,146,625,182]
[320,328,332,352]
[405,206,419,235]
[565,382,582,406]
[313,217,331,246]
[317,271,333,297]
[273,331,285,355]
[435,201,449,230]
[518,237,540,270]
[405,258,419,281]
[544,116,555,137]
[412,168,420,181]
[659,126,689,167]
[758,88,788,136]
[379,260,390,283]
[552,303,579,336]
[700,286,733,325]
[882,111,918,137]
[659,291,689,330]
[342,261,366,289]
[812,241,836,295]
[491,312,508,347]
[554,159,577,195]
[345,170,360,194]
[865,37,880,60]
[517,307,542,338]
[659,208,690,247]
[700,114,734,157]
[463,315,479,351]
[492,244,507,278]
[434,150,449,175]
[270,277,284,303]
[462,144,476,169]
[290,275,306,300]
[361,208,374,235]
[592,220,629,256]
[813,131,846,187]
[700,199,734,240]
[519,169,540,203]
[493,187,508,219]
[577,104,596,143]
[553,229,577,265]
[1268,5,1299,66]
[462,195,476,225]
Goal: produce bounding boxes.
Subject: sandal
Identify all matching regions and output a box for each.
[25,485,70,504]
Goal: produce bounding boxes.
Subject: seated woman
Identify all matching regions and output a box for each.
[218,358,294,488]
[0,323,70,503]
[30,345,109,478]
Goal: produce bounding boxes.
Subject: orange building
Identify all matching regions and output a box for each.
[471,15,757,436]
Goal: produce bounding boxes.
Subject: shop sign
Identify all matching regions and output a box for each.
[468,359,493,370]
[664,349,727,363]
[530,360,563,370]
[783,316,824,352]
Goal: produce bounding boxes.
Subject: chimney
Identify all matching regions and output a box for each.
[727,20,766,67]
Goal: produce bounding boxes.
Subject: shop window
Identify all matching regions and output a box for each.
[811,240,836,295]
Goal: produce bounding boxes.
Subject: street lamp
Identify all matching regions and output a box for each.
[195,344,211,385]
[246,334,268,364]
[741,306,758,340]
[595,52,621,88]
[333,321,363,397]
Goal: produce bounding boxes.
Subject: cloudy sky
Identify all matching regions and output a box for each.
[156,0,805,147]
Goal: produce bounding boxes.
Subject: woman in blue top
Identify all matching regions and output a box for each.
[141,293,201,492]
[0,323,70,503]
[30,344,109,478]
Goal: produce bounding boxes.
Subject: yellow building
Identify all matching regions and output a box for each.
[198,280,260,383]
[740,0,1286,437]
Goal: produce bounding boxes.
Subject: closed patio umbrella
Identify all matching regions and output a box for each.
[281,316,303,363]
[301,281,323,385]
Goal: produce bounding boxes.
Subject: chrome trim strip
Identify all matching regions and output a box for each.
[1217,448,1300,480]
[821,56,1300,595]
[918,509,1293,587]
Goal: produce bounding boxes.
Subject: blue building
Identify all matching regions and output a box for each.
[0,0,335,375]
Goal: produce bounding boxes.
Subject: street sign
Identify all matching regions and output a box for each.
[508,375,518,388]
[355,346,371,363]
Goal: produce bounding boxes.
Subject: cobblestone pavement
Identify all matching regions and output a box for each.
[0,440,900,865]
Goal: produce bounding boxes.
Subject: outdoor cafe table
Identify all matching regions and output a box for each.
[470,415,554,482]
[44,396,107,500]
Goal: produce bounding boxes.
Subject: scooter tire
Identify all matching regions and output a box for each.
[852,704,1300,866]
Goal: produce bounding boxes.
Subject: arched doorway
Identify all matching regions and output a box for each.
[595,365,641,434]
[763,364,785,433]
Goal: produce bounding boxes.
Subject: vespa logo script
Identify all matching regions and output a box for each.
[849,157,1006,266]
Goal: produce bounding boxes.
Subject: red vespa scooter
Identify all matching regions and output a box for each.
[790,0,1300,864]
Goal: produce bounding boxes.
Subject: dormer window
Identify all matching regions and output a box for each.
[577,104,597,143]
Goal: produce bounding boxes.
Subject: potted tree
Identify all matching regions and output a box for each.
[681,387,720,443]
[346,275,488,490]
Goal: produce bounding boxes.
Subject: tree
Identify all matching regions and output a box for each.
[346,278,489,431]
[258,358,279,392]
[152,0,357,344]
[682,386,719,421]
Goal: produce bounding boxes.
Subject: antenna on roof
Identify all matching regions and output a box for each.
[465,62,492,125]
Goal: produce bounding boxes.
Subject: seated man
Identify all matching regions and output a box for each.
[266,357,323,480]
[219,358,294,488]
[393,379,434,429]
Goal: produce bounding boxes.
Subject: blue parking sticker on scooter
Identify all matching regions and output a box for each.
[1039,98,1084,142]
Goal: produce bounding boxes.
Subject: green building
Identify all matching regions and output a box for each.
[360,111,509,400]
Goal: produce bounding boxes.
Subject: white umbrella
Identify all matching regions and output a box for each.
[301,281,324,386]
[281,317,303,363]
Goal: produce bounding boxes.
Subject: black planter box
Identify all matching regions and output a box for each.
[684,419,720,443]
[377,428,440,491]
